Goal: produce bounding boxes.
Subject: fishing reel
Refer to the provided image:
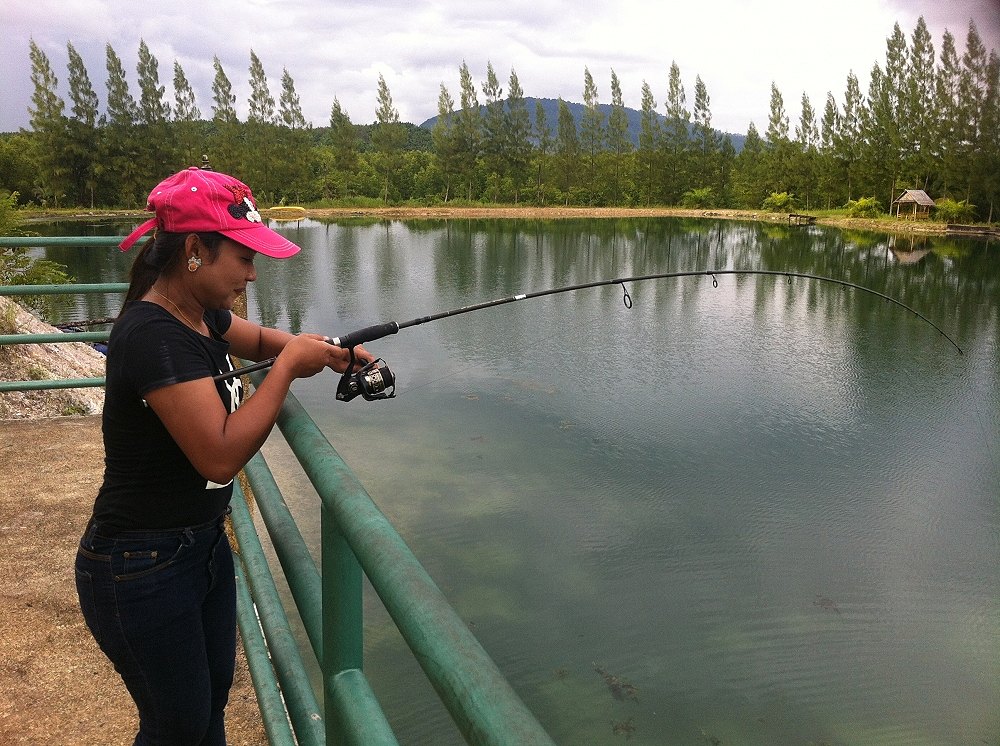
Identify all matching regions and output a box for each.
[336,347,396,402]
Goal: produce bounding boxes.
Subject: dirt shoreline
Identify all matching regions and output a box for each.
[0,417,268,745]
[23,204,951,236]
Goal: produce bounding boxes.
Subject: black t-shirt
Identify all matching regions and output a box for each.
[91,301,242,530]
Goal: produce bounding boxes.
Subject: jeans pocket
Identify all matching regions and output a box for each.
[74,565,103,646]
[114,539,185,582]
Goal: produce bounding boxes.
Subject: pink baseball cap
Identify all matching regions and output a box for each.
[118,167,301,258]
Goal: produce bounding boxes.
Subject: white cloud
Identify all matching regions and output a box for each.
[1,0,997,136]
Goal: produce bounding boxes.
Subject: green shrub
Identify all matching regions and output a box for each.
[681,187,716,209]
[761,191,798,212]
[0,190,23,234]
[0,191,75,315]
[933,197,975,223]
[846,196,883,218]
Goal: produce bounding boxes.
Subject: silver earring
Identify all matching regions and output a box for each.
[188,256,202,272]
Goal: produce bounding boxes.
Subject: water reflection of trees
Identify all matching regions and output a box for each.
[419,218,996,364]
[38,223,132,324]
[39,217,994,358]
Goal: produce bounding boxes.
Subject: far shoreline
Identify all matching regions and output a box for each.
[20,204,954,236]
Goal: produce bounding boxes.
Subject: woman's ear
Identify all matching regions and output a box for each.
[184,233,201,255]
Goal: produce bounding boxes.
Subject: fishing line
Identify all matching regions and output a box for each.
[215,268,964,396]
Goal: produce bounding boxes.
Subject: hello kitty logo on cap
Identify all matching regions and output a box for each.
[118,167,301,258]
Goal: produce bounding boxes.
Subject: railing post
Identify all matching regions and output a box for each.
[322,500,364,743]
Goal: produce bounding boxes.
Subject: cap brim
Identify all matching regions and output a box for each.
[218,225,301,258]
[119,217,158,252]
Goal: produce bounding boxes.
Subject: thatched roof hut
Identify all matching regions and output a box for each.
[892,189,935,219]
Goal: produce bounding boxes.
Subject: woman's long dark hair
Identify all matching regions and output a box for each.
[124,231,224,306]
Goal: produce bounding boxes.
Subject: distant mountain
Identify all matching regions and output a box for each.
[419,97,746,153]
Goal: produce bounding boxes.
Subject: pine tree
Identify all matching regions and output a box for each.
[137,40,171,125]
[321,97,358,200]
[279,69,306,130]
[901,17,938,190]
[372,74,405,202]
[277,68,310,201]
[732,121,767,207]
[431,84,460,201]
[555,98,579,204]
[27,39,68,207]
[136,40,173,180]
[65,41,100,206]
[765,82,790,142]
[172,61,201,121]
[977,51,1000,220]
[935,30,963,196]
[105,43,143,205]
[210,56,240,174]
[960,21,990,204]
[606,69,632,205]
[105,44,137,128]
[172,60,202,167]
[691,75,718,190]
[765,82,794,195]
[662,61,689,204]
[329,97,359,178]
[480,61,506,201]
[533,100,552,204]
[455,62,481,200]
[716,135,736,207]
[248,51,276,125]
[861,24,907,208]
[793,92,819,207]
[637,80,660,206]
[834,72,864,202]
[505,68,533,204]
[66,43,99,126]
[795,92,819,149]
[246,50,276,195]
[580,67,604,204]
[818,92,842,207]
[211,56,238,123]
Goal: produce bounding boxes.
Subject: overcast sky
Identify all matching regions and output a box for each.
[2,0,998,138]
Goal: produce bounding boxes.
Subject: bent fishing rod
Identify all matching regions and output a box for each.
[214,268,963,401]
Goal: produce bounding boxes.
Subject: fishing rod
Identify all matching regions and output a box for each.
[214,268,963,401]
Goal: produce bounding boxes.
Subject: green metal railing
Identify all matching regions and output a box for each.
[245,379,556,745]
[1,235,556,744]
[0,236,124,393]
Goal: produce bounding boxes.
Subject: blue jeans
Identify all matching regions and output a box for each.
[75,510,236,746]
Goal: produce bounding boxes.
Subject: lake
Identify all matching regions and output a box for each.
[37,217,999,745]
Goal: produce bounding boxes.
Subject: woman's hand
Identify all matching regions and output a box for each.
[327,343,375,374]
[275,334,349,379]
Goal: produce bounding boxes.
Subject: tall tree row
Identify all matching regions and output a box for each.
[8,18,1000,219]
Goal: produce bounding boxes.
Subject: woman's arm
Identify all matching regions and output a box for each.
[225,314,373,373]
[144,333,336,483]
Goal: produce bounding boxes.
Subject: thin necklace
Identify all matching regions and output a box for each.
[149,287,203,332]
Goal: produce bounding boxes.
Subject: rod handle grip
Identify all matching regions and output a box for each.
[331,322,399,348]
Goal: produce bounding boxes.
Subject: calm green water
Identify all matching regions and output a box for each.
[39,218,999,745]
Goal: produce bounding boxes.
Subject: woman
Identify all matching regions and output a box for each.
[75,166,372,745]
